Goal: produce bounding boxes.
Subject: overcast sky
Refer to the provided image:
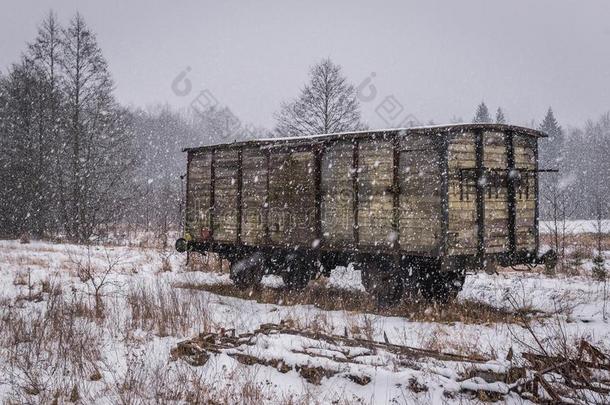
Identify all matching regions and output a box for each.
[2,0,609,130]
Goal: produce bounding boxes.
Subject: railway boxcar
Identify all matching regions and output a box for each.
[176,124,548,305]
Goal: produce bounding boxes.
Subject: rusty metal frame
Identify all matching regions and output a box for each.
[313,143,323,243]
[391,133,401,250]
[236,147,243,244]
[505,130,517,258]
[209,149,216,241]
[263,148,271,244]
[474,129,485,266]
[352,139,360,246]
[437,133,450,259]
[533,135,541,255]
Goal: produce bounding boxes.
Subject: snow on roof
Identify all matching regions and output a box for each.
[184,123,546,152]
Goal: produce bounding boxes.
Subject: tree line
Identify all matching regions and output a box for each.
[472,101,609,220]
[1,12,608,243]
[0,12,261,242]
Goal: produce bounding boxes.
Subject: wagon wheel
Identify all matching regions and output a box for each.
[400,263,426,301]
[281,254,316,290]
[229,252,265,290]
[359,262,404,307]
[418,268,465,302]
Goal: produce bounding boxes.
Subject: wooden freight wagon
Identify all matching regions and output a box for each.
[176,124,549,305]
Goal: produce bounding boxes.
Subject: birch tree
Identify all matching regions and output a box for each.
[274,58,364,136]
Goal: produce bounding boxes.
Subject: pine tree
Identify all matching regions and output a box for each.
[538,107,564,168]
[60,13,134,241]
[473,102,491,123]
[495,107,506,124]
[0,60,50,238]
[24,11,65,236]
[592,198,607,281]
[275,58,364,136]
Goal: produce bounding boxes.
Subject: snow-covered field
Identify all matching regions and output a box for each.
[0,239,608,404]
[539,219,610,234]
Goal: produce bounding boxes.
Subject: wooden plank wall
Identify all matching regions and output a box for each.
[447,131,537,256]
[186,151,212,238]
[320,141,354,246]
[241,146,267,245]
[357,138,394,248]
[447,132,478,255]
[514,136,537,250]
[398,135,441,252]
[184,130,537,256]
[213,148,239,242]
[185,135,449,254]
[483,132,509,253]
[268,148,316,245]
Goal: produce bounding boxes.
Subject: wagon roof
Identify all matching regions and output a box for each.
[184,123,546,152]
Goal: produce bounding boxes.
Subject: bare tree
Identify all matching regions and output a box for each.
[274,58,364,136]
[60,13,134,242]
[592,196,607,281]
[542,179,579,274]
[73,245,121,318]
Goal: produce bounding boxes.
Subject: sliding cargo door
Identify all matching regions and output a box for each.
[447,132,478,255]
[398,135,442,253]
[268,147,316,246]
[357,137,394,248]
[482,131,509,253]
[212,148,239,242]
[514,135,537,251]
[320,140,355,247]
[241,146,267,245]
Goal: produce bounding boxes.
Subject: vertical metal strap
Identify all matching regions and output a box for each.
[533,136,540,255]
[209,149,216,240]
[236,147,243,244]
[438,134,450,257]
[474,130,485,265]
[391,133,401,250]
[184,151,192,233]
[352,140,360,246]
[313,144,323,243]
[263,148,270,244]
[505,130,517,258]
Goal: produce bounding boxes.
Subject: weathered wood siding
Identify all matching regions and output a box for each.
[483,132,509,253]
[447,130,537,256]
[241,146,267,245]
[357,137,394,248]
[514,135,537,250]
[185,150,212,238]
[447,132,478,255]
[268,148,316,245]
[320,140,354,246]
[213,148,239,242]
[398,135,441,252]
[184,126,539,257]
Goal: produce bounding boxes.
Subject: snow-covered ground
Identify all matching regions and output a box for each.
[0,239,608,403]
[540,219,610,234]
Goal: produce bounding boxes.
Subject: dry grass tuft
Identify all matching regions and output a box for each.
[12,269,29,286]
[185,252,229,273]
[175,281,541,325]
[127,282,212,337]
[0,288,103,403]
